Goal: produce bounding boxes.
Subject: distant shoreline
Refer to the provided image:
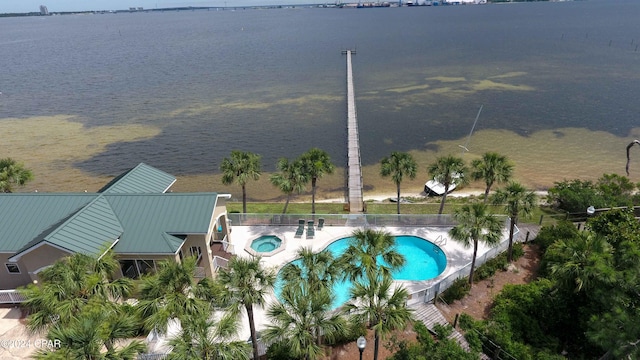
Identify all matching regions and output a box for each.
[0,0,555,18]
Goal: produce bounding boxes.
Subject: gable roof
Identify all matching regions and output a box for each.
[1,163,219,261]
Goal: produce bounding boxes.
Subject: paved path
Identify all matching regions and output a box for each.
[345,50,364,213]
[0,307,37,359]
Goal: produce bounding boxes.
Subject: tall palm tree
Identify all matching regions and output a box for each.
[449,203,503,286]
[0,157,33,192]
[380,151,418,214]
[280,247,340,297]
[470,152,513,203]
[217,256,276,360]
[491,181,537,262]
[220,150,262,213]
[338,228,411,360]
[343,276,413,360]
[136,256,215,335]
[428,155,468,215]
[270,158,308,214]
[263,283,346,360]
[166,313,251,360]
[339,228,406,284]
[299,148,335,214]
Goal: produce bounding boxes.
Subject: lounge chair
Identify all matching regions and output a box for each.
[294,219,305,238]
[306,220,315,239]
[317,218,325,230]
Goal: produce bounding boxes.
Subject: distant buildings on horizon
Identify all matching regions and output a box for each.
[39,5,49,15]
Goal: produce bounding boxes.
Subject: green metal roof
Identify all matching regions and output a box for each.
[0,164,219,260]
[99,163,176,194]
[107,193,218,254]
[0,194,95,253]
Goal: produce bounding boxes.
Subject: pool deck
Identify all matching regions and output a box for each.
[225,223,508,342]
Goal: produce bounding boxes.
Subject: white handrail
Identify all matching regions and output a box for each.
[0,289,26,304]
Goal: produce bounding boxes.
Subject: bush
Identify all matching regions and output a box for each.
[474,243,526,282]
[265,341,296,360]
[325,318,366,346]
[534,221,579,253]
[440,277,470,303]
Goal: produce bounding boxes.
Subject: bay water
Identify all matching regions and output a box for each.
[2,0,640,198]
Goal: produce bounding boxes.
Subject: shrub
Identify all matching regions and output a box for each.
[474,243,526,282]
[265,341,296,360]
[440,277,470,303]
[534,221,579,253]
[325,318,366,346]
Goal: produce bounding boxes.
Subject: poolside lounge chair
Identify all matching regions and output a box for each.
[317,218,325,230]
[306,220,315,239]
[295,219,305,238]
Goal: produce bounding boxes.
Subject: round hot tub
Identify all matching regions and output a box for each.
[245,235,285,257]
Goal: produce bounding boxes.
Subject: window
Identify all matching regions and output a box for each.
[5,263,20,274]
[120,260,137,279]
[120,259,156,279]
[136,259,156,276]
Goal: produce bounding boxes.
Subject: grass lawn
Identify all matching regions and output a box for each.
[227,197,564,225]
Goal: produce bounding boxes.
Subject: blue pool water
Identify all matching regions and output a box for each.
[250,235,282,253]
[276,235,446,309]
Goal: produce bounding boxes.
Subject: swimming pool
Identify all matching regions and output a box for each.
[276,235,446,309]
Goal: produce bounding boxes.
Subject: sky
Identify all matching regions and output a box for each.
[1,0,312,13]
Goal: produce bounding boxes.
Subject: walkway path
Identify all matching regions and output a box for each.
[411,302,490,359]
[344,50,364,213]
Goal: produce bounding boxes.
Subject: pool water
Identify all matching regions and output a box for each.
[276,235,446,309]
[250,235,282,253]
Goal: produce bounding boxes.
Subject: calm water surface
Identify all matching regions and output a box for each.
[2,0,640,192]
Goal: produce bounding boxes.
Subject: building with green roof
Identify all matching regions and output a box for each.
[0,163,232,290]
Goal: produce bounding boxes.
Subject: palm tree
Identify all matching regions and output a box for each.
[35,304,146,360]
[270,158,308,214]
[166,313,251,360]
[217,256,276,360]
[21,251,133,334]
[491,181,537,262]
[546,232,614,293]
[339,228,406,284]
[21,251,144,359]
[338,229,412,360]
[299,148,335,214]
[428,155,468,215]
[220,150,262,213]
[449,203,503,286]
[0,158,33,192]
[263,283,346,360]
[470,152,513,203]
[343,276,413,360]
[280,247,340,297]
[136,256,215,335]
[380,151,418,214]
[276,247,344,348]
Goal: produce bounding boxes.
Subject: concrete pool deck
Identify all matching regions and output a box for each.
[224,223,510,343]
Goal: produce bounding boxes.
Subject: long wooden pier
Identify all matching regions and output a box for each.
[344,50,364,213]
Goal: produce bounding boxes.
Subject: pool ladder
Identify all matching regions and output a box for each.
[434,235,446,247]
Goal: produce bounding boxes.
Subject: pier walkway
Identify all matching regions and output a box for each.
[344,50,364,213]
